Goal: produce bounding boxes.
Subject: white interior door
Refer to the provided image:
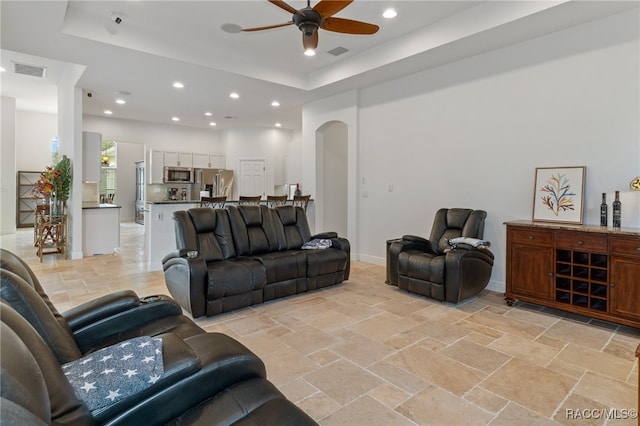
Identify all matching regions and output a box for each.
[239,159,266,198]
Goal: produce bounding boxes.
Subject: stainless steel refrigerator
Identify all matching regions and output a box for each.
[192,168,234,199]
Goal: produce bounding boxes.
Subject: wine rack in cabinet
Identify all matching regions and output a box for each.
[505,221,640,328]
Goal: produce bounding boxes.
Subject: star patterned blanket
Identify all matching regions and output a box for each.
[301,239,332,250]
[62,336,164,411]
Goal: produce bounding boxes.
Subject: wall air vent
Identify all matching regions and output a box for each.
[328,46,349,56]
[12,62,47,78]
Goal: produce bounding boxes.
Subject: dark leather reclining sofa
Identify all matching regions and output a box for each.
[0,248,317,425]
[163,205,350,318]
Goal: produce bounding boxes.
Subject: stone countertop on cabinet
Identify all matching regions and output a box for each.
[504,220,640,236]
[145,200,199,205]
[82,203,122,209]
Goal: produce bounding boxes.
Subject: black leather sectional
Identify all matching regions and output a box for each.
[0,248,317,425]
[163,205,350,317]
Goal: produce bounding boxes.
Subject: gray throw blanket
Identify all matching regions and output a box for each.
[62,336,164,411]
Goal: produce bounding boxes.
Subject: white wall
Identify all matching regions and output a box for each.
[303,91,359,241]
[1,97,17,235]
[222,127,293,200]
[306,9,640,293]
[15,110,57,171]
[83,115,225,153]
[286,129,303,186]
[317,121,348,237]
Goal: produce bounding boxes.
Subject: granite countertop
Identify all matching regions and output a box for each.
[504,220,640,235]
[82,202,122,209]
[146,200,200,205]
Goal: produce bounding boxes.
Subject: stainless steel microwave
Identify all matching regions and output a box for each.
[163,166,194,183]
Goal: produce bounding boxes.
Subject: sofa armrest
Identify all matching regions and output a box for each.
[312,231,338,239]
[102,333,267,426]
[402,234,430,246]
[62,290,140,331]
[318,232,351,280]
[72,295,185,353]
[444,248,495,303]
[387,237,432,286]
[92,332,203,423]
[162,251,208,318]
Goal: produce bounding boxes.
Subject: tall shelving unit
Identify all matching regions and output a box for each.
[16,171,42,228]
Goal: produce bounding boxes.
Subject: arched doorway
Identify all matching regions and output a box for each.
[315,121,348,236]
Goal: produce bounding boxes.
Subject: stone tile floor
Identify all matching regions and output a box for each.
[1,223,638,425]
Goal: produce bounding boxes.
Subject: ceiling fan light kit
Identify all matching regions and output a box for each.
[241,0,379,52]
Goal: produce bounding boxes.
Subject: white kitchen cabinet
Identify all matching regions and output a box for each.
[148,149,164,184]
[210,154,225,169]
[192,152,210,168]
[82,206,120,255]
[164,151,193,167]
[145,202,199,270]
[82,131,102,182]
[192,152,226,169]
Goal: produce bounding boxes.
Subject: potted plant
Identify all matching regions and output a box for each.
[32,155,72,215]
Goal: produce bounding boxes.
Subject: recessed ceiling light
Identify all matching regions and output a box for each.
[171,116,180,121]
[271,101,280,107]
[383,8,397,19]
[104,110,113,115]
[173,81,184,89]
[209,122,217,126]
[0,67,5,72]
[229,92,239,99]
[304,49,316,57]
[204,112,212,116]
[275,122,282,127]
[115,99,126,104]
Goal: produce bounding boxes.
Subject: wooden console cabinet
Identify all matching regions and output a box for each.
[505,221,640,328]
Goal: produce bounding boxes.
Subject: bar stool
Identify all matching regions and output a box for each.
[200,196,226,208]
[266,195,288,208]
[292,195,311,211]
[239,195,262,205]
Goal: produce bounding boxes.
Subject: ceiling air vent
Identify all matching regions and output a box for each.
[12,62,47,78]
[328,46,349,56]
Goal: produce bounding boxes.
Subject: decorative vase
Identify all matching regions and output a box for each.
[50,196,64,215]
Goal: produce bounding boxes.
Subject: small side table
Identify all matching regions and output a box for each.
[35,213,67,262]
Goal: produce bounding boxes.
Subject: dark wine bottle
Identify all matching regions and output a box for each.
[612,190,621,228]
[600,193,608,227]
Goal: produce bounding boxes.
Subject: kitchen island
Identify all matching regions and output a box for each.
[82,203,121,256]
[145,201,199,270]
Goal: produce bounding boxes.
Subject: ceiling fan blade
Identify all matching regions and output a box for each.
[268,0,298,15]
[313,0,352,18]
[321,17,379,34]
[242,22,293,32]
[303,31,319,50]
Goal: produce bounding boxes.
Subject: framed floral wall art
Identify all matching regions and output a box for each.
[532,166,586,224]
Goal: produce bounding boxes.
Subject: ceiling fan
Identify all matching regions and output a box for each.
[241,0,379,51]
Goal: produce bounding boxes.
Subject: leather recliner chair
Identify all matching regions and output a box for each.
[0,248,204,360]
[0,301,317,425]
[388,208,494,304]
